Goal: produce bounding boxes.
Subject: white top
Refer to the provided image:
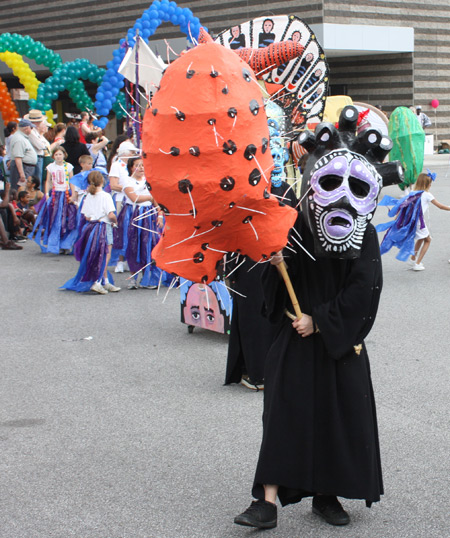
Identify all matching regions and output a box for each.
[123,176,152,206]
[82,191,116,223]
[109,158,129,202]
[47,162,74,192]
[411,190,435,215]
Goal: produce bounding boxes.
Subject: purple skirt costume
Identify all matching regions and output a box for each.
[60,220,115,292]
[110,202,133,266]
[32,191,78,254]
[125,205,173,287]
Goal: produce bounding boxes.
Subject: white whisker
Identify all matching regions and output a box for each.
[206,246,228,254]
[157,271,163,296]
[247,257,264,272]
[162,276,179,303]
[223,283,247,298]
[296,185,312,208]
[118,103,143,123]
[187,189,196,218]
[255,64,276,76]
[290,233,316,261]
[253,156,269,184]
[131,222,161,234]
[248,220,259,240]
[225,256,247,278]
[236,205,266,215]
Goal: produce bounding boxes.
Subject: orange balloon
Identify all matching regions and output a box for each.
[0,75,19,122]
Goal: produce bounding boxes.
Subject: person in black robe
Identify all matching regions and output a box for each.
[224,180,298,389]
[234,105,404,529]
[225,132,298,390]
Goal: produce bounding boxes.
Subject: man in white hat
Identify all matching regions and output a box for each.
[9,119,38,190]
[416,105,431,129]
[24,109,51,180]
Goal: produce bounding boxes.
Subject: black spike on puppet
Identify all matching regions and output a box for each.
[351,128,383,156]
[314,123,342,150]
[367,136,393,164]
[297,130,317,153]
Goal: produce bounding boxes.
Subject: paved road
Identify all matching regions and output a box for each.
[1,156,449,538]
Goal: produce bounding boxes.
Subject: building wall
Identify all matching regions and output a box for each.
[1,0,449,141]
[323,0,450,140]
[327,53,414,112]
[0,0,323,49]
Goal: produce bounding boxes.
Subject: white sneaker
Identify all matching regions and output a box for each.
[91,282,108,294]
[128,279,139,290]
[413,263,425,271]
[115,261,124,273]
[104,282,121,292]
[407,257,416,267]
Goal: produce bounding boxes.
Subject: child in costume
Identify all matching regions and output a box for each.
[61,171,120,294]
[408,172,450,270]
[32,146,77,254]
[377,170,450,270]
[122,156,170,289]
[70,154,94,245]
[108,140,140,273]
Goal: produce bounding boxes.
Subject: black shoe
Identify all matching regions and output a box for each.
[240,375,264,391]
[234,499,277,529]
[312,495,350,526]
[11,235,26,243]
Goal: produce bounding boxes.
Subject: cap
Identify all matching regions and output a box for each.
[117,140,140,156]
[19,119,35,128]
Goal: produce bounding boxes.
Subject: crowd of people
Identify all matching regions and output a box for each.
[0,111,169,294]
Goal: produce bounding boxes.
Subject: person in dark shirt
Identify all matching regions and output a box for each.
[61,126,90,175]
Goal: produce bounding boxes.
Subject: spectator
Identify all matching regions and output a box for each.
[78,111,102,144]
[415,105,432,129]
[24,109,52,181]
[0,144,6,188]
[0,183,22,250]
[61,126,90,174]
[85,132,109,173]
[3,121,18,179]
[18,175,44,209]
[9,119,37,190]
[0,187,24,242]
[50,123,67,150]
[15,190,36,236]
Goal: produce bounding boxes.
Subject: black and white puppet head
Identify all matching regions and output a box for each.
[297,105,404,258]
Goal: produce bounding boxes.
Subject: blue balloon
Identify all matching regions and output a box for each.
[95,0,204,125]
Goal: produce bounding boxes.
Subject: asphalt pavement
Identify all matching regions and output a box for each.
[1,155,449,538]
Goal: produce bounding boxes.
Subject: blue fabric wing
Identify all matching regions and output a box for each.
[376,192,425,261]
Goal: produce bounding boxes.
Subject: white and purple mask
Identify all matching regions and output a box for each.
[298,105,404,259]
[305,149,382,257]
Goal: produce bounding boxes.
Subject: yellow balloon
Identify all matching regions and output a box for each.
[0,51,55,125]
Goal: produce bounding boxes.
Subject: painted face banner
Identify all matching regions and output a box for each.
[180,279,232,334]
[216,15,329,130]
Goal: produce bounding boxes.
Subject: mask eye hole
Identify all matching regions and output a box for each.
[349,177,371,198]
[318,174,343,191]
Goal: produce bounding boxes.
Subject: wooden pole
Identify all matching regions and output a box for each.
[276,261,302,319]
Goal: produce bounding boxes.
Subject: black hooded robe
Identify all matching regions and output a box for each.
[225,181,298,385]
[252,214,384,506]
